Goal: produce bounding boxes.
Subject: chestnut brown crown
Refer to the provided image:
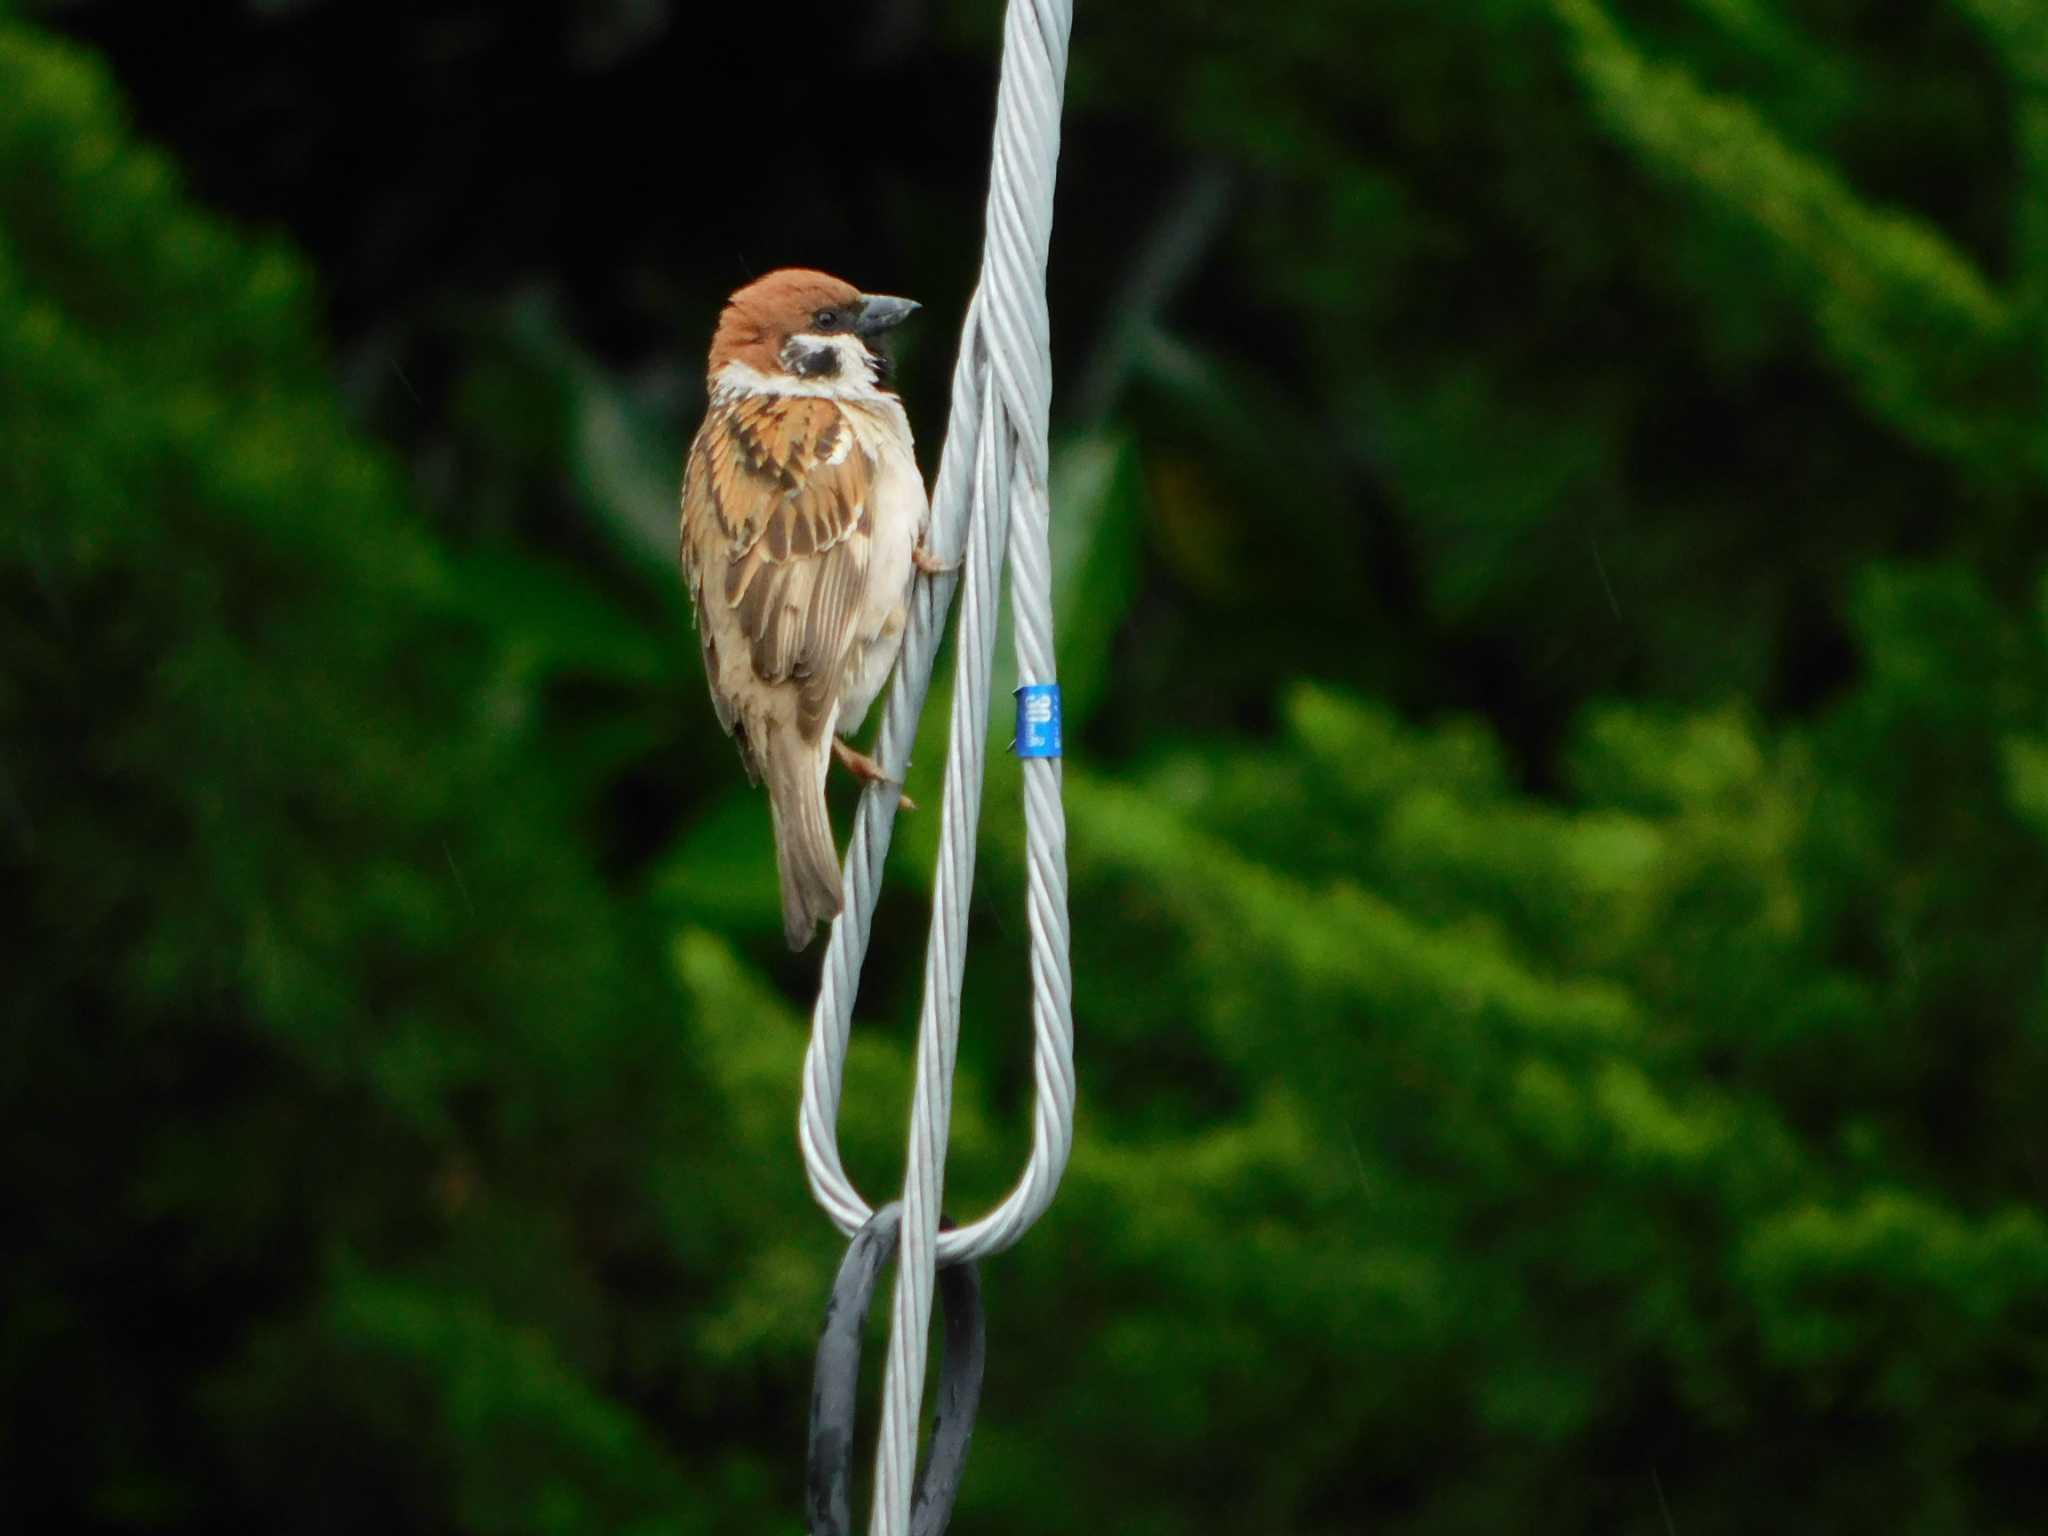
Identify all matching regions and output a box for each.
[705,268,919,380]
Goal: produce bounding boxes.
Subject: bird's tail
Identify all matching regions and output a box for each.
[765,730,843,950]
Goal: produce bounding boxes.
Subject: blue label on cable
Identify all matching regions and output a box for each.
[1013,683,1063,758]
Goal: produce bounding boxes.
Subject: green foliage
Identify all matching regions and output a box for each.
[0,21,773,1532]
[1027,0,2044,722]
[9,1,2048,1534]
[1554,0,2030,480]
[999,630,2047,1528]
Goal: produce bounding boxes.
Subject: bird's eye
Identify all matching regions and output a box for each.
[814,309,841,331]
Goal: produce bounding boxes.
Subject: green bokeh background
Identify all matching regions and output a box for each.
[6,0,2047,1530]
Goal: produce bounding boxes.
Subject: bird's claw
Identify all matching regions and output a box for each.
[833,737,918,812]
[913,541,958,576]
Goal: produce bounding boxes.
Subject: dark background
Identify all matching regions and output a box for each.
[6,0,2047,1531]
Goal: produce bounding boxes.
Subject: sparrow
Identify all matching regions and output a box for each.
[679,268,937,950]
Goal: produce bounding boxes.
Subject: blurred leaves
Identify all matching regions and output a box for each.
[9,0,2048,1534]
[1554,0,2027,480]
[1047,427,1145,732]
[0,18,753,1531]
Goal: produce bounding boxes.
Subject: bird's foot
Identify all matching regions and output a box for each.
[912,540,958,576]
[833,737,917,811]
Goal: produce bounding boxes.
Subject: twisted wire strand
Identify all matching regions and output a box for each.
[790,1,1075,1531]
[869,391,1014,1531]
[797,316,987,1236]
[795,0,1073,1265]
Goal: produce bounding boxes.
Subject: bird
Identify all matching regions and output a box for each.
[679,268,939,950]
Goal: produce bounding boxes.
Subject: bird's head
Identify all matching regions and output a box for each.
[707,268,920,390]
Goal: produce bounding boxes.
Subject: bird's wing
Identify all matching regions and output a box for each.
[680,393,875,753]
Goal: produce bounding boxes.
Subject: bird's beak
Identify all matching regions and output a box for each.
[855,294,920,336]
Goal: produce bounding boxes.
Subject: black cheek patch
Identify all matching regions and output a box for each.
[787,342,842,380]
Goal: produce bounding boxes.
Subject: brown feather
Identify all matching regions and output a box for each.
[680,394,876,746]
[762,721,842,949]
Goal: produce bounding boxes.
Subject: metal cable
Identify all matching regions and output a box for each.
[806,1206,986,1536]
[793,1,1075,1531]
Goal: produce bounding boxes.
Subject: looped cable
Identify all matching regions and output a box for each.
[793,1,1076,1532]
